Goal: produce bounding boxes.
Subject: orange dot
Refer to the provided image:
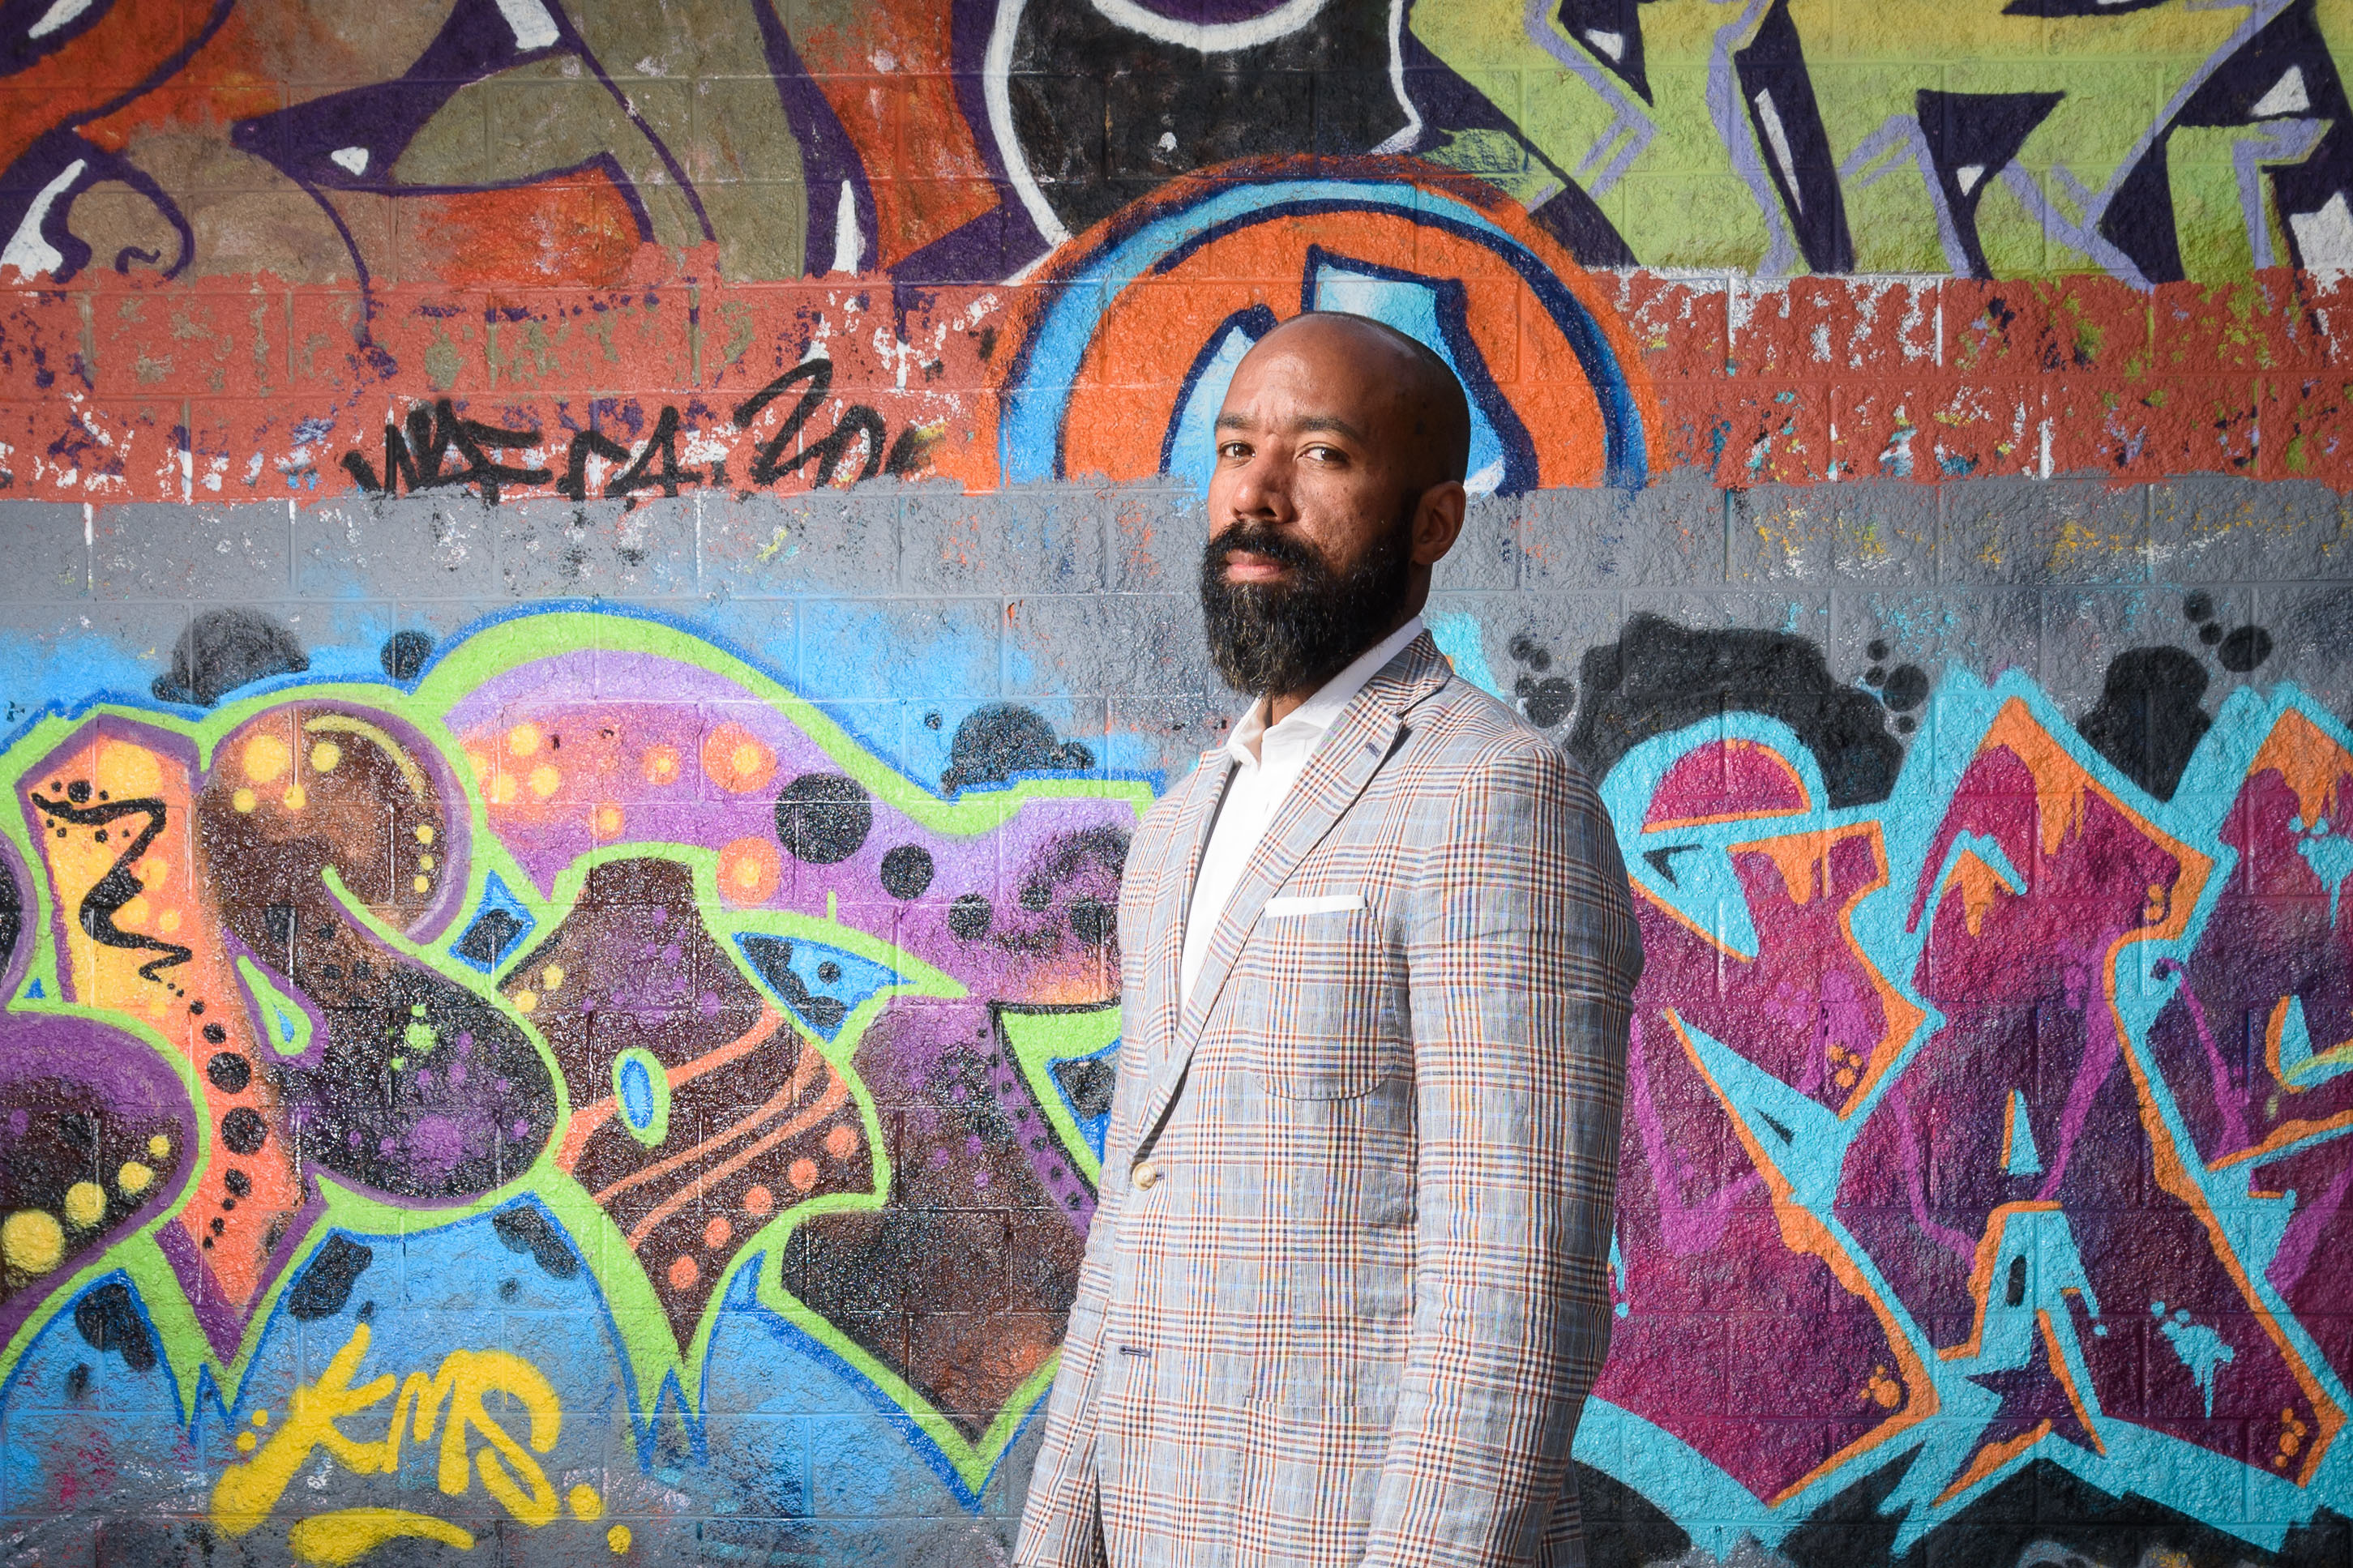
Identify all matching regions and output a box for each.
[464,744,494,783]
[825,1124,858,1160]
[507,724,542,758]
[742,1186,775,1218]
[701,722,776,795]
[717,837,781,906]
[788,1159,818,1193]
[595,804,627,840]
[490,774,518,805]
[667,1254,699,1291]
[641,744,682,786]
[703,1216,732,1249]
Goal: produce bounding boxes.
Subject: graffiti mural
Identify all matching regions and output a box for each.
[7,0,2353,1563]
[3,594,2353,1563]
[1589,657,2353,1558]
[11,0,2351,290]
[0,609,1143,1559]
[0,0,2343,503]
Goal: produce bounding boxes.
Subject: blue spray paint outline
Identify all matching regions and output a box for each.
[998,177,1648,490]
[1588,676,2353,1553]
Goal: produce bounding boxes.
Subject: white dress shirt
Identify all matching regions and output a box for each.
[1179,615,1426,1002]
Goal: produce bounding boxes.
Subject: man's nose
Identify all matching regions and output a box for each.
[1224,448,1290,519]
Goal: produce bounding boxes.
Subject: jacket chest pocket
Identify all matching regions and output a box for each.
[1225,905,1404,1100]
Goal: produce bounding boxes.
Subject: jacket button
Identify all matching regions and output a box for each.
[1132,1160,1162,1190]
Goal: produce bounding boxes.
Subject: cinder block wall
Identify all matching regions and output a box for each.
[4,2,2353,1565]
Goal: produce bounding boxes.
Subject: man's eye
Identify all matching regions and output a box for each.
[1218,441,1249,459]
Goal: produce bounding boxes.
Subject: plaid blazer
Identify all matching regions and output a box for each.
[1015,633,1642,1568]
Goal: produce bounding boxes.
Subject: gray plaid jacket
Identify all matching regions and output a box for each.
[1015,632,1641,1568]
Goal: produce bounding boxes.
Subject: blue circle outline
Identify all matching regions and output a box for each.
[999,177,1647,489]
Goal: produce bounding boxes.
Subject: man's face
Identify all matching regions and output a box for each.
[1199,322,1423,698]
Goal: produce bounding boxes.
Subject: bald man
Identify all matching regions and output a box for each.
[1015,312,1642,1568]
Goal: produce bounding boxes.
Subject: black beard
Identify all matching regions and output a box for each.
[1198,515,1414,699]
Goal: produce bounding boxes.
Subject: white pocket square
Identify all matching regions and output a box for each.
[1264,893,1364,917]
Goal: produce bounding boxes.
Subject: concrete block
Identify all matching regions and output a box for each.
[92,502,290,600]
[2256,583,2353,727]
[295,495,499,598]
[1425,590,1624,741]
[703,488,899,597]
[0,503,88,599]
[1829,587,2042,748]
[0,600,186,715]
[801,598,1001,702]
[1106,485,1206,594]
[905,485,1106,595]
[1517,468,1725,590]
[1942,478,2150,586]
[497,497,699,598]
[1111,693,1238,787]
[1421,492,1513,594]
[1009,592,1209,699]
[2153,475,2353,583]
[1732,479,1933,588]
[809,1413,931,1517]
[702,1412,812,1520]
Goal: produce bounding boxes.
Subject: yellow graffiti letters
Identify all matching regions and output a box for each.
[208,1322,566,1536]
[211,1324,397,1535]
[286,1509,476,1566]
[382,1348,565,1527]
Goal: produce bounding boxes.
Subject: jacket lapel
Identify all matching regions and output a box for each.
[1128,634,1452,1152]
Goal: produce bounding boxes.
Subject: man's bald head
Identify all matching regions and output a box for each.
[1249,311,1472,489]
[1200,308,1474,709]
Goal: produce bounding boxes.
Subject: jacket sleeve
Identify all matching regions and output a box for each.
[1013,804,1171,1568]
[1361,740,1641,1567]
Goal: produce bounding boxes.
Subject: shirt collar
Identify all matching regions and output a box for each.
[1225,615,1426,768]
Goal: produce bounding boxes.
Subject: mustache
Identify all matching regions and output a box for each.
[1206,524,1324,576]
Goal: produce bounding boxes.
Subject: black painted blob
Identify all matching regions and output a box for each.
[151,608,310,707]
[947,895,992,941]
[940,704,1094,795]
[1880,665,1931,713]
[0,844,18,992]
[490,1203,580,1280]
[2218,625,2274,674]
[73,1283,156,1372]
[380,629,434,681]
[219,1106,269,1155]
[775,773,873,864]
[2076,646,2210,801]
[879,844,935,899]
[1571,614,1902,808]
[286,1236,374,1319]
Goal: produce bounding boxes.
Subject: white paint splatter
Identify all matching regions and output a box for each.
[1,158,83,280]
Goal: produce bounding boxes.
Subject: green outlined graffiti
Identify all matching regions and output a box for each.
[0,610,1149,1505]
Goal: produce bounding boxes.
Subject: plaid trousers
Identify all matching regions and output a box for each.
[1016,634,1642,1568]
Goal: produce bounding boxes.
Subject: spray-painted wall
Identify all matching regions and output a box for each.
[3,2,2353,1566]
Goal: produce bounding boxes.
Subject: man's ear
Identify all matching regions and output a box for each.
[1410,480,1468,568]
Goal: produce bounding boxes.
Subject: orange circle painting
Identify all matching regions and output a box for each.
[993,160,1655,496]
